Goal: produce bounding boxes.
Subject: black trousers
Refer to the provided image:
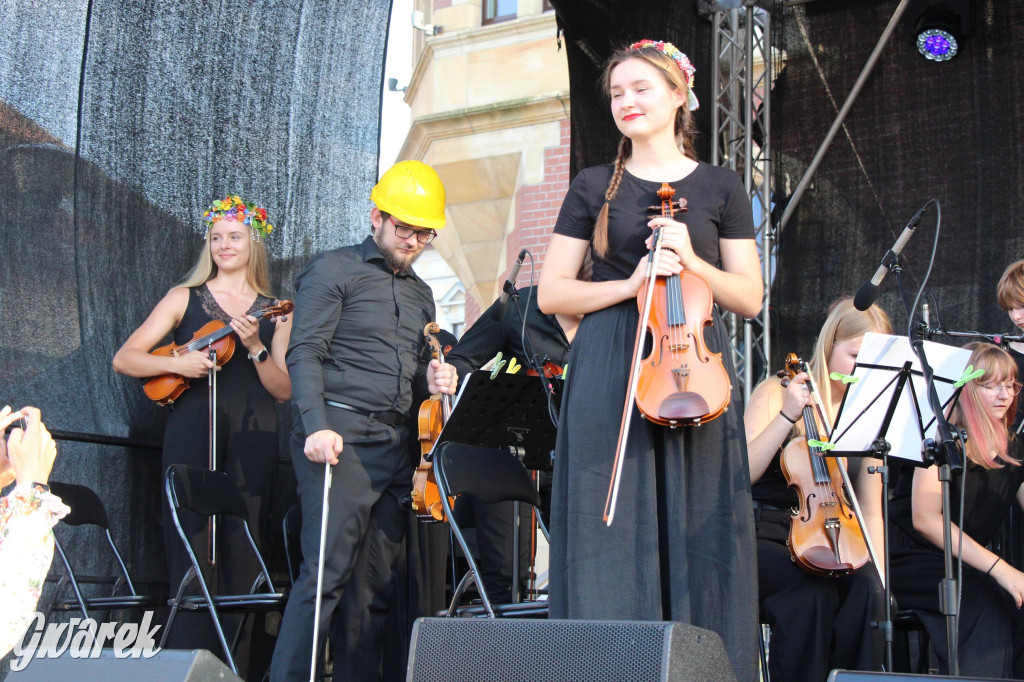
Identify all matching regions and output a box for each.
[270,409,411,682]
[757,508,883,682]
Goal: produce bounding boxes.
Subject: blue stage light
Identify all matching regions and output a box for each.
[916,28,958,61]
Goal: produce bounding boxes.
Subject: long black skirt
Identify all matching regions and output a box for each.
[548,300,759,682]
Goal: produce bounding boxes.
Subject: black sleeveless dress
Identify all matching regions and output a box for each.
[160,284,279,657]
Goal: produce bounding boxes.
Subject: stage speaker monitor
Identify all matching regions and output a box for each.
[407,617,736,682]
[7,648,242,681]
[829,671,1011,681]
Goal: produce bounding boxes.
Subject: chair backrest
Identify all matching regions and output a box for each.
[46,480,140,606]
[435,443,540,507]
[48,481,109,528]
[166,464,250,519]
[163,464,277,594]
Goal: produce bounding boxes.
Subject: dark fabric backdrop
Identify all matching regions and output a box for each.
[771,0,1024,360]
[549,0,713,174]
[0,0,391,663]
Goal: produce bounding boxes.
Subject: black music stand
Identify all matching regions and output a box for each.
[427,369,559,608]
[830,332,971,672]
[428,370,559,472]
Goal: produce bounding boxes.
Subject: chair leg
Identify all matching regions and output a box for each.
[160,566,197,649]
[446,572,477,617]
[758,622,770,682]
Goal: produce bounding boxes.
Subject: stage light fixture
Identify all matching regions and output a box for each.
[910,0,971,62]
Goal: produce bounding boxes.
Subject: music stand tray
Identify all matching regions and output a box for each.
[831,333,972,465]
[429,370,559,470]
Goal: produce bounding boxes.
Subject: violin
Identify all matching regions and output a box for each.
[604,184,731,524]
[411,322,454,522]
[142,300,293,405]
[778,353,870,577]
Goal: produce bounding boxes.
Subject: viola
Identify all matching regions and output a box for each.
[604,184,731,524]
[778,353,870,577]
[411,322,454,522]
[142,300,293,405]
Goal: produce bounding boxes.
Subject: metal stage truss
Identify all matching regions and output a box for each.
[702,0,774,403]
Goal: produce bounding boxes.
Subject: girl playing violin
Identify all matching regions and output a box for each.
[890,342,1024,678]
[112,196,291,673]
[744,296,890,682]
[538,39,763,681]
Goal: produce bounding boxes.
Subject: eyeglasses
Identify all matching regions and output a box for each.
[390,219,436,244]
[978,381,1023,396]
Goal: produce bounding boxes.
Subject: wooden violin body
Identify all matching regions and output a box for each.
[411,322,454,522]
[635,271,731,425]
[142,300,293,406]
[634,183,730,426]
[779,353,869,577]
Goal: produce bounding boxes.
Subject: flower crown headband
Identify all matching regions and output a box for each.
[202,195,274,241]
[627,39,699,111]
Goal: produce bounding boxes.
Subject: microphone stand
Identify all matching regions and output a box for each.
[890,257,962,675]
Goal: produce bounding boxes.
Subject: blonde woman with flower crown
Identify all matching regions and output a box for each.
[538,40,762,681]
[113,196,291,672]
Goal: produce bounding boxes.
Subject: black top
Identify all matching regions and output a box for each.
[286,236,435,435]
[172,284,276,391]
[445,285,572,380]
[890,439,1024,553]
[553,162,754,281]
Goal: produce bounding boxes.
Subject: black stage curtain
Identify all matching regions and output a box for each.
[0,0,391,649]
[772,0,1024,360]
[549,0,713,174]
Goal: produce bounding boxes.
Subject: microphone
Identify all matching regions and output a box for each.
[491,249,528,320]
[853,205,928,311]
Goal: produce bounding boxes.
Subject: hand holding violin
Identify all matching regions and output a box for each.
[173,351,218,379]
[779,370,812,423]
[229,314,263,356]
[427,359,457,396]
[646,216,696,267]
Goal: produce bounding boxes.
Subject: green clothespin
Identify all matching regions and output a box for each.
[829,372,859,384]
[953,364,985,388]
[489,352,507,380]
[807,439,836,452]
[506,358,522,374]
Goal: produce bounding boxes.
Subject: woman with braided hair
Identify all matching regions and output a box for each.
[538,40,762,681]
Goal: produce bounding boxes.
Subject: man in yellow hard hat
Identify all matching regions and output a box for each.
[271,160,457,681]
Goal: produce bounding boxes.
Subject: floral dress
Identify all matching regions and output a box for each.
[0,484,69,656]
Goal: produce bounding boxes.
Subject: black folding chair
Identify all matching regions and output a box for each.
[160,464,287,675]
[282,503,303,588]
[45,481,158,620]
[433,442,549,618]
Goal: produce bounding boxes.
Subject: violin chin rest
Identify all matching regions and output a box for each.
[803,545,854,573]
[659,392,711,420]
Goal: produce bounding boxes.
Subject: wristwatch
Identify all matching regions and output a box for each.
[248,347,269,363]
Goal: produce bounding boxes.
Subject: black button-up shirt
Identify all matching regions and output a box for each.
[446,285,572,379]
[287,236,435,436]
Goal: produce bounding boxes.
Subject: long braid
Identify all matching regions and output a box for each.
[593,136,631,258]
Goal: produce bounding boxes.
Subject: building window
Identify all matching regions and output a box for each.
[482,0,516,25]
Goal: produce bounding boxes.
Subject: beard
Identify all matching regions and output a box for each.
[374,231,422,273]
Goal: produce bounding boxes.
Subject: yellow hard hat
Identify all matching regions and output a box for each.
[371,160,447,230]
